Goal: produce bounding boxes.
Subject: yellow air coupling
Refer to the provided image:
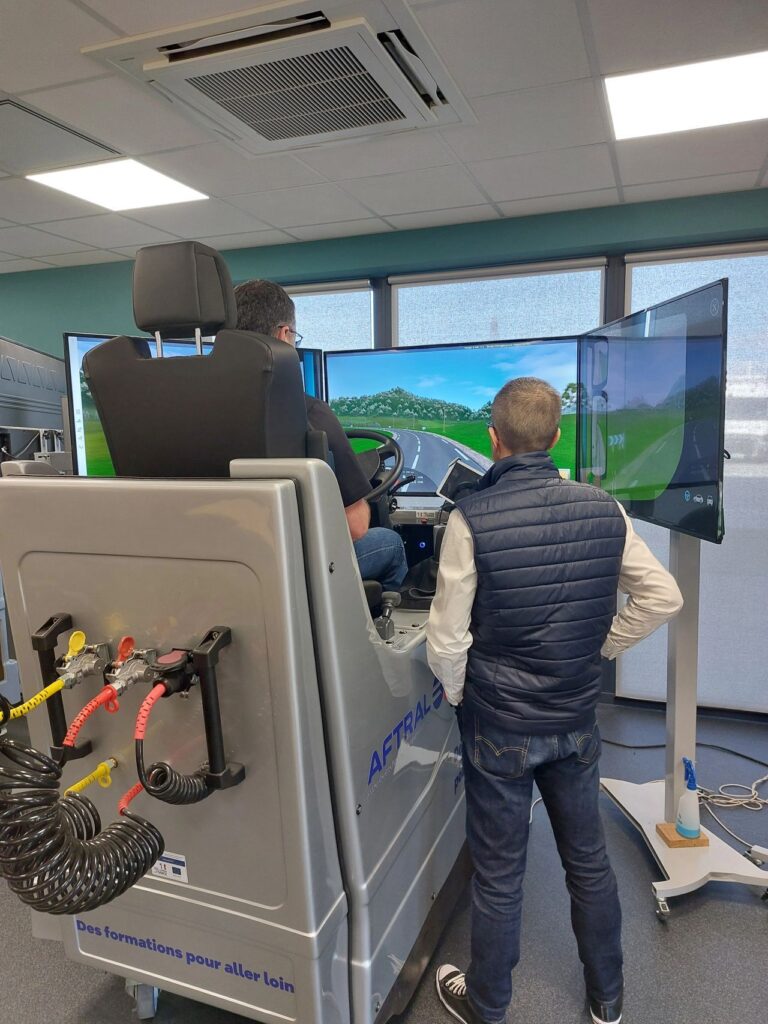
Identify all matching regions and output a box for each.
[65,758,118,796]
[67,630,87,658]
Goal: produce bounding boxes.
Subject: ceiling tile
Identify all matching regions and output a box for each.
[143,146,324,197]
[288,219,394,241]
[23,76,214,155]
[228,184,371,227]
[0,225,92,258]
[125,199,271,237]
[341,166,487,215]
[616,123,768,185]
[0,1,117,93]
[297,131,455,180]
[196,229,296,250]
[468,144,616,202]
[42,250,130,267]
[587,0,768,75]
[0,258,53,274]
[497,188,620,218]
[414,0,590,97]
[0,101,115,176]
[79,1,264,35]
[440,79,607,163]
[0,178,104,224]
[35,215,179,249]
[384,206,501,230]
[623,173,758,204]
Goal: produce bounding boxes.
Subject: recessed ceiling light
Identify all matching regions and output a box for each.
[605,49,768,140]
[27,158,207,210]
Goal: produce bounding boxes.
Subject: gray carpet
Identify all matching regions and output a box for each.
[1,704,766,1024]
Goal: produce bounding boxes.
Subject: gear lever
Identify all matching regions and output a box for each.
[375,591,402,641]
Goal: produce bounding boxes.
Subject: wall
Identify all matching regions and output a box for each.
[2,188,767,358]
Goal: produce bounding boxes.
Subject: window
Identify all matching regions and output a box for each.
[392,261,604,346]
[619,246,768,713]
[287,282,374,351]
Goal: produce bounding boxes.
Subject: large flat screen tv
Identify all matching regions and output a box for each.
[325,339,579,495]
[65,333,324,476]
[578,280,727,543]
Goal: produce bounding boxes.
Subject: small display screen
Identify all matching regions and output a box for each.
[579,280,727,543]
[325,339,579,495]
[436,458,485,502]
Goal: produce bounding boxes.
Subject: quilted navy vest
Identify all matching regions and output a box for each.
[458,451,626,734]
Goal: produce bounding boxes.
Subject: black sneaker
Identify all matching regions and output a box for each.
[436,965,488,1024]
[588,992,623,1023]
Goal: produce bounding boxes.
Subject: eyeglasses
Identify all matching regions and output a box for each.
[280,324,303,347]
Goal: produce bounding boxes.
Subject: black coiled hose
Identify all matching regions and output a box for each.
[0,738,164,914]
[136,741,210,805]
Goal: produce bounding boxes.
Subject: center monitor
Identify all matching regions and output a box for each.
[65,332,324,476]
[325,338,579,495]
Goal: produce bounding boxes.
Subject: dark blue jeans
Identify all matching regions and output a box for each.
[353,527,408,589]
[459,708,623,1023]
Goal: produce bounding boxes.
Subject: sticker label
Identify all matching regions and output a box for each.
[151,851,188,883]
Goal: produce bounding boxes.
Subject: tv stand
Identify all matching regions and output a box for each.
[600,531,767,917]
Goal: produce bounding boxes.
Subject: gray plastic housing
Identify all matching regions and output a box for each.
[0,459,465,1024]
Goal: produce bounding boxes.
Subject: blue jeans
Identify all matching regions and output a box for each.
[459,708,623,1023]
[353,527,408,589]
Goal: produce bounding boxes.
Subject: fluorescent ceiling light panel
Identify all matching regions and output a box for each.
[27,159,207,210]
[606,50,768,140]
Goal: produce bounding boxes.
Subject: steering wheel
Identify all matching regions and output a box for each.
[345,429,404,502]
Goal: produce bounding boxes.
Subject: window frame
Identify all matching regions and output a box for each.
[283,279,376,352]
[388,257,606,347]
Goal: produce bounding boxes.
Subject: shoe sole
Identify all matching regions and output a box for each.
[435,975,472,1024]
[590,1012,622,1024]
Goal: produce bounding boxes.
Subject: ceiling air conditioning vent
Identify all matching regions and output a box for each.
[187,46,405,142]
[82,3,475,155]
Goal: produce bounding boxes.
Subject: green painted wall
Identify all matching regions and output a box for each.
[2,188,767,358]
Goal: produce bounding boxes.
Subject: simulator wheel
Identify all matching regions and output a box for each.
[127,980,159,1020]
[654,896,671,922]
[345,430,404,501]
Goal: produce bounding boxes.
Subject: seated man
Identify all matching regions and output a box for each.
[234,279,408,590]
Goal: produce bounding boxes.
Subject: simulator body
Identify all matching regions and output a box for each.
[0,242,468,1024]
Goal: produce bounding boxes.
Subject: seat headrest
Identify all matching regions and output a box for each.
[133,240,237,336]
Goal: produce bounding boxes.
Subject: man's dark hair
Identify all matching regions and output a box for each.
[491,377,561,454]
[234,279,295,337]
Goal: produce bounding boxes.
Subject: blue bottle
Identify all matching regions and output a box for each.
[675,757,701,839]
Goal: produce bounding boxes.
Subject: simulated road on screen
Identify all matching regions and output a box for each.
[389,429,492,493]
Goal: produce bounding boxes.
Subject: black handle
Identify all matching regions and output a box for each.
[192,627,244,791]
[31,614,91,762]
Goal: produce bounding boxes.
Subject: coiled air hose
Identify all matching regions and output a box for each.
[135,683,210,805]
[0,737,164,914]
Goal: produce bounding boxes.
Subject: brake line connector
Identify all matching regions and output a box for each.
[65,758,118,796]
[107,637,159,696]
[58,630,110,689]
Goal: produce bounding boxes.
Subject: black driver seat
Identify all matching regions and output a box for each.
[84,241,327,475]
[83,240,383,610]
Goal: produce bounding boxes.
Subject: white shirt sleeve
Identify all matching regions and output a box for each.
[426,509,477,706]
[601,503,684,660]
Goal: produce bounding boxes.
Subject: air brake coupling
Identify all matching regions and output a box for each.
[106,638,159,696]
[58,630,111,689]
